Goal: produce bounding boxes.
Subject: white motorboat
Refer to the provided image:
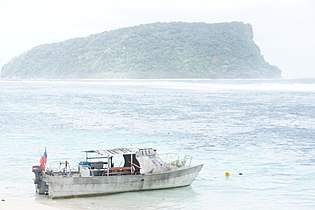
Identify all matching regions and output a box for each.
[32,148,203,198]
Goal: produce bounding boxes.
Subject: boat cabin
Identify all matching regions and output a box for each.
[80,148,141,176]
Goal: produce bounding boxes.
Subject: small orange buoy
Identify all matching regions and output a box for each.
[225,171,230,177]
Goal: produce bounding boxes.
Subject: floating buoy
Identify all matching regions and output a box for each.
[225,171,230,177]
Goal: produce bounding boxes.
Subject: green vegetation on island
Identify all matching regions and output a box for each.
[1,22,281,79]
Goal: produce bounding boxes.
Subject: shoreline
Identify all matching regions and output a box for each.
[0,197,72,210]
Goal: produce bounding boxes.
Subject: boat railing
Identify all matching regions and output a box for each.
[46,161,75,176]
[158,153,193,168]
[184,155,193,167]
[159,153,179,164]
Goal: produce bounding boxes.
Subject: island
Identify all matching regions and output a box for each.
[1,22,281,79]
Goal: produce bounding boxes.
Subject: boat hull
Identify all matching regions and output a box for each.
[44,164,203,198]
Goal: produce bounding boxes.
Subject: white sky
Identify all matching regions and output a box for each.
[0,0,314,78]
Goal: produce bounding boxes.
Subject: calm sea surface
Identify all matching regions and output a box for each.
[0,79,314,209]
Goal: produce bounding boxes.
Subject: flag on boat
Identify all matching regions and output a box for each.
[39,147,47,169]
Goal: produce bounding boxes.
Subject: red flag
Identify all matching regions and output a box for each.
[39,147,47,169]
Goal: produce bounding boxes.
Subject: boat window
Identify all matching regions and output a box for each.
[112,155,124,167]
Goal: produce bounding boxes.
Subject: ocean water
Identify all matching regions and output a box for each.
[0,79,315,210]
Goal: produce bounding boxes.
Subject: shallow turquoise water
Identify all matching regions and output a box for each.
[0,79,315,209]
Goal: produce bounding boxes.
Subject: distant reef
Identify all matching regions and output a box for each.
[1,22,281,79]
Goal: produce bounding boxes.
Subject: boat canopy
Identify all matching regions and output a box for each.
[82,148,136,156]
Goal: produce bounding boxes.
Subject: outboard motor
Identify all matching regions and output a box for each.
[32,165,48,194]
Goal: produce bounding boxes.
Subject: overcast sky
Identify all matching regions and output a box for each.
[0,0,314,78]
